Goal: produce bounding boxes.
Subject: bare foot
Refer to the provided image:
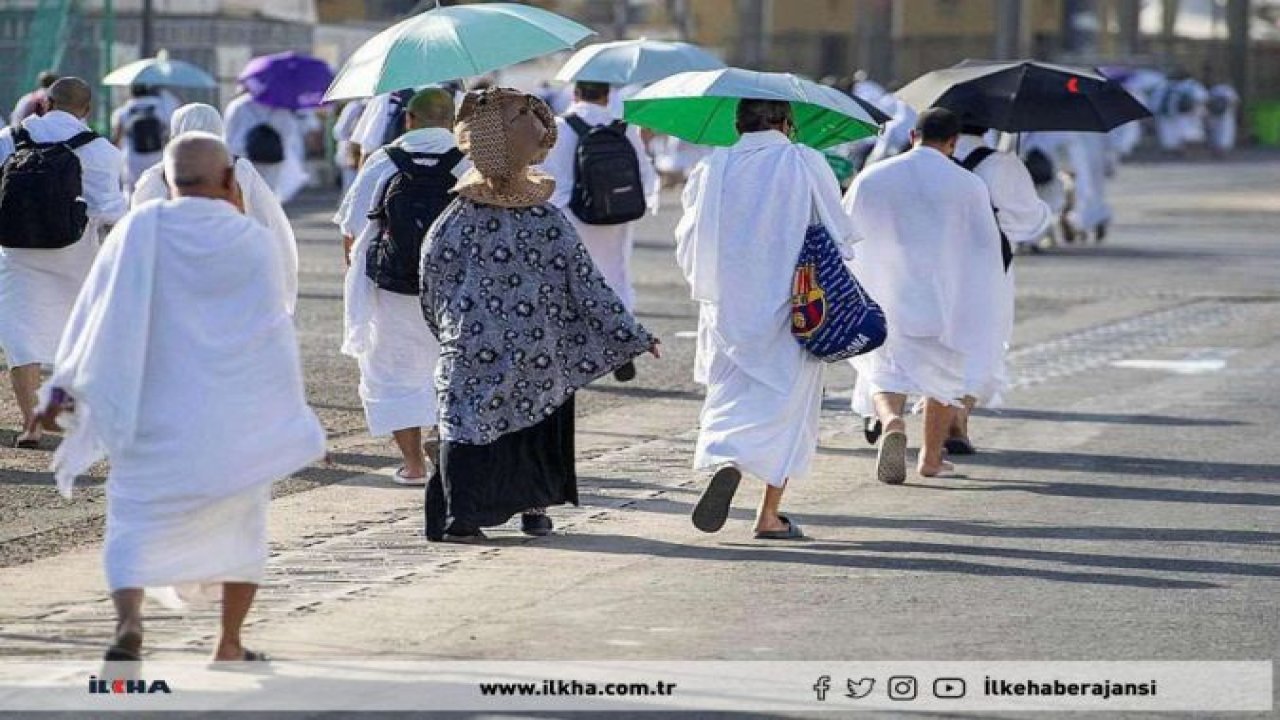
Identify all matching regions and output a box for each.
[212,642,245,662]
[917,460,955,478]
[753,516,789,534]
[13,429,41,448]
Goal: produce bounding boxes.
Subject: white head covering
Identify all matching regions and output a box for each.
[170,103,224,137]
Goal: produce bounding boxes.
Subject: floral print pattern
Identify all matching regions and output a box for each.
[421,199,654,444]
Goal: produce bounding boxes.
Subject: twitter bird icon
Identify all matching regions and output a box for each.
[846,677,875,699]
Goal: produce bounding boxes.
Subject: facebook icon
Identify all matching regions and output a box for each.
[813,675,832,701]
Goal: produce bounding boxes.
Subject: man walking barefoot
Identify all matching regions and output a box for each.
[843,109,1005,480]
[37,134,324,661]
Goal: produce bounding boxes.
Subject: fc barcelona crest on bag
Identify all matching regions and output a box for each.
[789,224,887,362]
[791,263,826,338]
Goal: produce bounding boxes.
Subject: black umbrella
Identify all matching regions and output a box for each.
[847,93,893,126]
[896,59,1151,132]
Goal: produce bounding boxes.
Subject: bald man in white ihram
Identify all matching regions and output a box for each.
[37,132,325,663]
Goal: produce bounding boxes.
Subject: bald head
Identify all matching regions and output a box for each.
[406,88,455,130]
[47,77,92,119]
[164,132,235,201]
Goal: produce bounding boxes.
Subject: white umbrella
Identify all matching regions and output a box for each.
[102,50,217,89]
[555,39,725,86]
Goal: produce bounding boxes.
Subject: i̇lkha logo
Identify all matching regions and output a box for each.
[89,675,172,694]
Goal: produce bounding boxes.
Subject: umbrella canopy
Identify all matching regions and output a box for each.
[555,39,725,86]
[623,68,887,150]
[896,59,1151,132]
[324,2,594,101]
[102,51,216,89]
[238,51,335,110]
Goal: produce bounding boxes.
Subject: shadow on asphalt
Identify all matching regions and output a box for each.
[940,449,1280,484]
[0,428,62,452]
[974,407,1248,427]
[579,384,703,402]
[537,531,1217,590]
[912,476,1280,507]
[802,540,1280,580]
[613,494,1280,547]
[814,446,1280,485]
[1008,243,1218,261]
[0,467,55,486]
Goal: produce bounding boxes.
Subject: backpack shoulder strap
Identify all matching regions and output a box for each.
[13,127,34,149]
[438,147,465,171]
[607,119,628,133]
[383,145,416,175]
[65,131,99,150]
[565,114,592,137]
[962,146,996,172]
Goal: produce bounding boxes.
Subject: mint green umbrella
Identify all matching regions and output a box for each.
[624,68,886,150]
[324,2,594,101]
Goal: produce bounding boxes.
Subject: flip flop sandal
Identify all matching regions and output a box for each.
[442,525,487,544]
[613,361,637,382]
[392,467,427,486]
[208,648,271,671]
[103,630,143,662]
[863,417,883,445]
[423,436,441,466]
[753,514,807,540]
[103,645,142,662]
[944,436,977,456]
[691,465,741,533]
[876,431,908,485]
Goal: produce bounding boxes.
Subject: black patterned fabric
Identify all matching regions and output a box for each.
[421,198,654,445]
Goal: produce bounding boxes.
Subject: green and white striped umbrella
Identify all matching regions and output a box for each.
[624,68,886,150]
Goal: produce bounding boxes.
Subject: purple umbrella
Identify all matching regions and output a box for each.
[238,52,335,110]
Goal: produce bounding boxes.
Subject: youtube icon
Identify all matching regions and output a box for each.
[933,678,966,699]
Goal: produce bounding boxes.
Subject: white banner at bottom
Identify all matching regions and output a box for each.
[0,660,1271,713]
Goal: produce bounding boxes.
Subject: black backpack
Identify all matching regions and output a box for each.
[961,146,1014,272]
[565,114,646,226]
[1175,91,1198,114]
[379,89,416,147]
[245,122,284,164]
[1022,146,1056,185]
[0,127,98,249]
[365,146,464,295]
[127,105,164,154]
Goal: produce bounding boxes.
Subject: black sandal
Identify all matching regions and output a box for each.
[103,630,143,662]
[944,436,977,456]
[692,466,741,533]
[863,417,883,445]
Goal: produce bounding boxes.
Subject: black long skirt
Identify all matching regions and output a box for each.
[425,397,577,540]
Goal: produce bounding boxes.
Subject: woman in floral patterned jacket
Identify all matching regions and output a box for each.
[420,87,659,542]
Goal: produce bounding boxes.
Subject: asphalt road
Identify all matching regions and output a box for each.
[1,152,1276,568]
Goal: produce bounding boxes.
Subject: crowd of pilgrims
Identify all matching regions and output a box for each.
[0,63,1237,660]
[813,68,1240,251]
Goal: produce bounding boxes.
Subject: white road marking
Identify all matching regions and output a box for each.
[1111,358,1228,374]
